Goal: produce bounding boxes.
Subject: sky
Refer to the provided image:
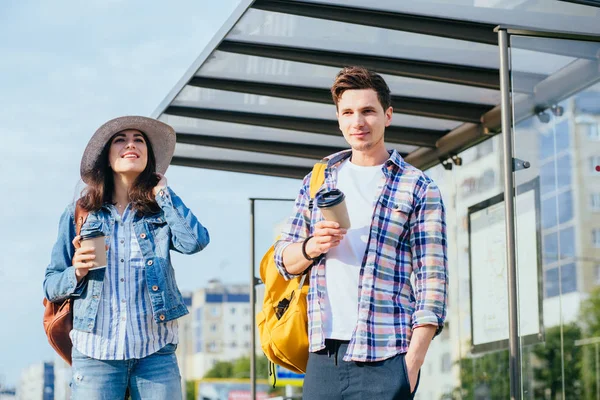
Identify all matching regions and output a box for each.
[0,0,303,387]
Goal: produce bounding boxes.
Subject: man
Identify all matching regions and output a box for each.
[274,66,448,399]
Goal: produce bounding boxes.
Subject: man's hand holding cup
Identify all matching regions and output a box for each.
[304,220,347,259]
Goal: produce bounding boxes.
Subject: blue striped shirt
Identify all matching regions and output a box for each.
[71,205,178,360]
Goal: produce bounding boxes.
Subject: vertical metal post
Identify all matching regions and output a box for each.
[498,28,521,400]
[250,199,256,400]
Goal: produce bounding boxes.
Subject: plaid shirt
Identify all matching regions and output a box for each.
[274,149,448,362]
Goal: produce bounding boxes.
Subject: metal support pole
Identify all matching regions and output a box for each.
[248,197,294,399]
[250,199,256,400]
[498,28,521,400]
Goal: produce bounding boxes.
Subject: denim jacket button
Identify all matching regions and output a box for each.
[147,260,153,266]
[152,285,159,291]
[140,233,147,239]
[159,314,165,321]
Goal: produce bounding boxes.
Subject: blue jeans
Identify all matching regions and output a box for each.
[70,343,182,400]
[302,340,420,400]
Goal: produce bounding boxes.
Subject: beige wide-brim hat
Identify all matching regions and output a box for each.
[80,116,176,184]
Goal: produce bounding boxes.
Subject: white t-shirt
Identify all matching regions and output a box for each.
[322,159,384,340]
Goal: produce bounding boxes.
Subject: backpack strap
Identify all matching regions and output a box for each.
[298,160,327,289]
[308,160,327,200]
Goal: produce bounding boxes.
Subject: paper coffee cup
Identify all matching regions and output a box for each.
[316,189,351,229]
[80,232,108,270]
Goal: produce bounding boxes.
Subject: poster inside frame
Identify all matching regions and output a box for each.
[468,177,544,353]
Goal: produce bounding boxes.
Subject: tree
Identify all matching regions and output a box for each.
[452,349,510,399]
[203,355,269,379]
[530,324,583,399]
[231,356,269,379]
[186,380,196,400]
[204,361,234,378]
[579,287,600,400]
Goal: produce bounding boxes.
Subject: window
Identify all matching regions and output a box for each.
[538,120,570,160]
[594,229,600,248]
[545,263,578,298]
[231,307,236,315]
[244,325,251,332]
[557,191,574,225]
[540,155,572,196]
[542,197,558,230]
[591,193,600,211]
[543,227,575,265]
[231,325,236,333]
[579,122,600,140]
[556,154,571,188]
[210,324,217,332]
[554,120,570,151]
[539,130,555,161]
[441,353,452,373]
[561,264,577,294]
[211,307,220,317]
[541,192,574,230]
[559,227,576,260]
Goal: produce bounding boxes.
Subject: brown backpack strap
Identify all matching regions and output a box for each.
[74,200,89,236]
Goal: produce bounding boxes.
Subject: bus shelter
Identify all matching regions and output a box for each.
[153,1,600,399]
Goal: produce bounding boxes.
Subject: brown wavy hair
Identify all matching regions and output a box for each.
[79,131,161,215]
[331,66,392,110]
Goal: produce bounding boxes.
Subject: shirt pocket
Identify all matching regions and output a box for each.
[378,195,413,246]
[146,216,169,240]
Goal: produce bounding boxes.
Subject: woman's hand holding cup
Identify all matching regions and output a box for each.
[72,235,96,282]
[305,220,347,258]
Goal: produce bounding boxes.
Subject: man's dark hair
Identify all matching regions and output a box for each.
[331,66,392,110]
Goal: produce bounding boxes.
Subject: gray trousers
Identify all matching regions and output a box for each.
[302,340,420,400]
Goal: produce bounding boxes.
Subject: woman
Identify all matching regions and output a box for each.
[43,116,209,400]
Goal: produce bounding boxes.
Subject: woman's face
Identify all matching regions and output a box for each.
[108,130,148,178]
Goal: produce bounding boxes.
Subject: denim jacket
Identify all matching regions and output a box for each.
[43,187,209,332]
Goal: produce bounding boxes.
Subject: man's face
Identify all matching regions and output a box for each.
[336,89,392,153]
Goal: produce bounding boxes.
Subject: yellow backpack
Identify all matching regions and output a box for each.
[256,161,326,375]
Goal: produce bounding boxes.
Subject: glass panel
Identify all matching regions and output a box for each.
[198,51,502,105]
[228,9,576,73]
[160,114,420,154]
[511,34,600,399]
[299,0,600,35]
[420,135,508,399]
[172,86,463,131]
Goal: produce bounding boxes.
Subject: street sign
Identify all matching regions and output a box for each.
[274,365,305,387]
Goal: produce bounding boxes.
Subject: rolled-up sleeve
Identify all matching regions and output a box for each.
[273,174,312,280]
[410,181,448,335]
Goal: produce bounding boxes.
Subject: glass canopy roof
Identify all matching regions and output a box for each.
[153,0,600,179]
